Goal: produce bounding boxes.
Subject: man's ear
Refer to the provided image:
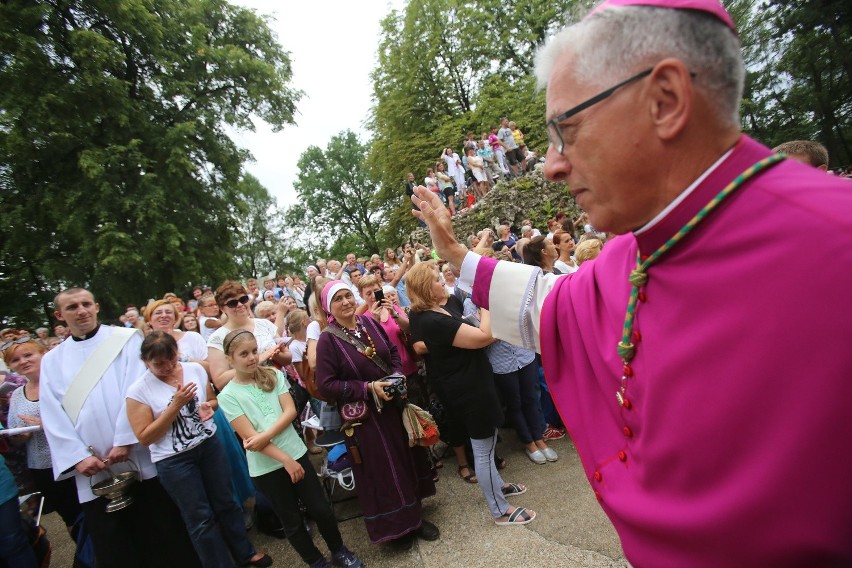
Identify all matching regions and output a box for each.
[647,58,693,141]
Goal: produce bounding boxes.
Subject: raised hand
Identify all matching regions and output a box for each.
[258,343,281,365]
[411,186,467,267]
[171,382,198,408]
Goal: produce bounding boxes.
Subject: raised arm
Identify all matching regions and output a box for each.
[412,186,562,352]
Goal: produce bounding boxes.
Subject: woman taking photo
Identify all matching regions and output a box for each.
[126,332,270,568]
[315,281,438,549]
[207,280,290,391]
[4,338,81,531]
[407,262,536,526]
[355,276,428,408]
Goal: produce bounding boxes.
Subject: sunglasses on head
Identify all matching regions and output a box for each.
[224,295,250,309]
[1,336,32,352]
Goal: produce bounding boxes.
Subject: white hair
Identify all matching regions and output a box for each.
[534,6,744,127]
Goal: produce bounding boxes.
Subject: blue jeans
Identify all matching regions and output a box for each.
[0,495,37,568]
[494,360,545,444]
[157,436,256,567]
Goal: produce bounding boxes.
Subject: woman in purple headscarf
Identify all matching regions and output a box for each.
[315,281,438,550]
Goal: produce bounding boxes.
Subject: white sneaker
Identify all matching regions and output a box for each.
[540,447,558,462]
[525,448,546,465]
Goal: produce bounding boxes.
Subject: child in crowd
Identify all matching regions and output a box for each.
[217,330,362,568]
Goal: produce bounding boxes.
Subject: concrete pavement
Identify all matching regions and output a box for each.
[42,428,626,567]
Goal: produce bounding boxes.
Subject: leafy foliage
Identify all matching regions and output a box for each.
[292,130,385,257]
[368,0,580,248]
[0,0,301,327]
[732,0,851,166]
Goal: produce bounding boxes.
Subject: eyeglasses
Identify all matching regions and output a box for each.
[1,336,32,352]
[546,68,653,154]
[224,295,250,309]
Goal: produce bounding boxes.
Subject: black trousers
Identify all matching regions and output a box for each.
[81,477,200,568]
[253,453,342,564]
[30,467,81,527]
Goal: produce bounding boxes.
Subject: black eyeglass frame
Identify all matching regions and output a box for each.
[546,68,653,154]
[223,295,250,309]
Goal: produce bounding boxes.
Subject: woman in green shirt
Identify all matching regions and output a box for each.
[218,330,362,568]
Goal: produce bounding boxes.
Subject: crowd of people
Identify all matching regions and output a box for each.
[0,215,598,567]
[2,0,851,567]
[406,117,541,218]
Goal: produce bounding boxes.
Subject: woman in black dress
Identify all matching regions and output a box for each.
[407,261,536,526]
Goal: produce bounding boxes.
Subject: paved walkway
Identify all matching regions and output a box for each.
[43,429,626,567]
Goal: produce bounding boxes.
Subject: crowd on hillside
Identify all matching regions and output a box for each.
[405,117,542,217]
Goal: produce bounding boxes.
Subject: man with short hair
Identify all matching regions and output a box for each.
[773,140,830,171]
[412,0,852,564]
[40,288,199,567]
[344,253,365,276]
[347,269,367,306]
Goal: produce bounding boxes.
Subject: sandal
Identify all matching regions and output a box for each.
[495,456,507,470]
[501,483,527,497]
[457,464,478,484]
[495,507,536,526]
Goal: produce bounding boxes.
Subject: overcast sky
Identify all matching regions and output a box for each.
[230,0,404,207]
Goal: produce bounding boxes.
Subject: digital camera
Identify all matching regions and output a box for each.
[382,374,408,401]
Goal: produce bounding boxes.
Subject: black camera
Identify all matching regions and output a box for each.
[382,374,408,401]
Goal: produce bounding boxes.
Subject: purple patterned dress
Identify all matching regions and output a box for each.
[315,315,435,543]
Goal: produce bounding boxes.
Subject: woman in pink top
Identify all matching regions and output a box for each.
[355,275,428,408]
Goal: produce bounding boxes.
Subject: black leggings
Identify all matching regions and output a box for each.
[253,453,343,565]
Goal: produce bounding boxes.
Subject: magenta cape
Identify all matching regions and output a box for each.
[472,136,852,566]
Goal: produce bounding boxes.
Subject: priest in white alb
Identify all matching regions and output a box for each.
[40,288,199,568]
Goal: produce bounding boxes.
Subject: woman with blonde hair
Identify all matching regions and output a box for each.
[145,299,208,373]
[407,261,535,526]
[383,248,401,271]
[4,338,82,531]
[575,239,603,265]
[218,330,361,568]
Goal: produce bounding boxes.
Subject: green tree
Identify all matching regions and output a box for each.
[231,174,288,280]
[0,0,301,327]
[367,0,582,246]
[293,130,384,255]
[734,0,851,166]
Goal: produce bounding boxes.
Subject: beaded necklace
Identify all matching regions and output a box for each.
[337,320,377,359]
[615,154,783,409]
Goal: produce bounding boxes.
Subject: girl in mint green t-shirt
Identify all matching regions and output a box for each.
[217,330,362,568]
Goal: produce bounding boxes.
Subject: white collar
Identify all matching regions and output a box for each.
[635,147,735,235]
